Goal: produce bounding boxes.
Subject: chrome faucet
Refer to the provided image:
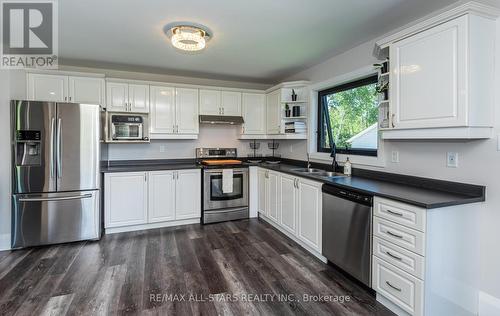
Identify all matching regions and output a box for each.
[307,153,311,169]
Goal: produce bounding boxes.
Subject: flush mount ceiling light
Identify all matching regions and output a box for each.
[164,23,212,52]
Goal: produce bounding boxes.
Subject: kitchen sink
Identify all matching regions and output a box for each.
[317,171,345,177]
[291,168,324,173]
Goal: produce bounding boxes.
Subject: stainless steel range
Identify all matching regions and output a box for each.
[196,148,249,224]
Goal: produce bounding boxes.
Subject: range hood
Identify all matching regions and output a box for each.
[199,115,244,125]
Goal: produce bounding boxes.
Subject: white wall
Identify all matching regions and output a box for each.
[281,10,500,312]
[0,70,11,250]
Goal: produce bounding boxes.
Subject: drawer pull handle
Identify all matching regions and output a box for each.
[386,251,403,261]
[386,209,404,217]
[386,281,402,292]
[386,230,404,239]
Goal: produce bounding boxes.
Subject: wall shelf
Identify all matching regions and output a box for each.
[281,100,307,104]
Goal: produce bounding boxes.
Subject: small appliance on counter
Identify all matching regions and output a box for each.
[103,111,150,143]
[196,148,249,224]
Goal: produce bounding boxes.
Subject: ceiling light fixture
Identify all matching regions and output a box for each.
[164,23,212,52]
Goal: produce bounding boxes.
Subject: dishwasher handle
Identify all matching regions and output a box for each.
[322,184,372,206]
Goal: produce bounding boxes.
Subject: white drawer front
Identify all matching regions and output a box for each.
[374,197,426,232]
[374,216,425,255]
[373,257,424,316]
[373,236,424,279]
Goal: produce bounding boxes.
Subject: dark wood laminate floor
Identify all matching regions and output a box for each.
[0,219,394,316]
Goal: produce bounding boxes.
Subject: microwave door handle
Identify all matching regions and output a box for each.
[57,118,62,179]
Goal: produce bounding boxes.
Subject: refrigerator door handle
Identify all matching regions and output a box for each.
[19,193,93,202]
[50,117,55,179]
[57,118,62,179]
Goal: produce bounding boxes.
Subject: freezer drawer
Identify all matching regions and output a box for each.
[12,190,100,248]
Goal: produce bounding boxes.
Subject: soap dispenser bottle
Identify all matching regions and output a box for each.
[344,157,352,176]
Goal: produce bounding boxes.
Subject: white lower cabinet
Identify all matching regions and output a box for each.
[104,169,201,231]
[257,168,322,255]
[105,172,148,228]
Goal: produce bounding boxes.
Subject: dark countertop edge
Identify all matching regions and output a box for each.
[255,163,485,209]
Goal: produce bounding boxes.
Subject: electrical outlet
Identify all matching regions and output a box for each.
[447,152,458,168]
[391,151,399,163]
[497,134,500,151]
[289,144,293,153]
[159,145,166,153]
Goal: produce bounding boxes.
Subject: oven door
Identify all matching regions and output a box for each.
[204,168,248,210]
[111,123,143,140]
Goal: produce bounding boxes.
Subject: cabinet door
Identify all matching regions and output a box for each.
[390,16,467,129]
[148,171,175,223]
[267,171,280,223]
[175,169,201,220]
[297,178,322,251]
[68,76,105,105]
[221,91,242,116]
[266,90,281,134]
[242,93,266,134]
[257,168,267,214]
[106,82,128,112]
[150,85,175,134]
[199,89,221,115]
[27,73,67,102]
[104,172,148,228]
[129,84,150,113]
[175,88,199,134]
[279,173,297,235]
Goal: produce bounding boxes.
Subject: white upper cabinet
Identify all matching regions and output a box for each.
[106,82,128,112]
[379,11,497,139]
[68,76,105,105]
[175,88,199,134]
[266,89,281,134]
[128,84,150,113]
[150,85,175,134]
[28,73,67,102]
[149,85,198,138]
[242,93,266,135]
[27,73,104,105]
[106,81,149,113]
[199,89,221,115]
[221,91,242,116]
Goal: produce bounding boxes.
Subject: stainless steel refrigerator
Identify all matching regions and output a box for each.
[11,100,101,248]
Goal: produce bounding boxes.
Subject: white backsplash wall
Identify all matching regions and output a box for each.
[107,125,274,160]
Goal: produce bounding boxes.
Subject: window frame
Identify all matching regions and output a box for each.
[317,74,379,157]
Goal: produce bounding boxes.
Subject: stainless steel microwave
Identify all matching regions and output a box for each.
[105,112,149,142]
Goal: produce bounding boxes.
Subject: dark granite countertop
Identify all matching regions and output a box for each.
[255,163,485,209]
[100,158,485,209]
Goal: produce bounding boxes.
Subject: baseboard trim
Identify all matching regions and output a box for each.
[258,213,327,263]
[105,218,200,234]
[0,233,11,251]
[376,293,411,316]
[479,291,500,316]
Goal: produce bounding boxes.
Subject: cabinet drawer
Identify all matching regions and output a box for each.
[373,216,425,255]
[374,197,426,232]
[373,257,424,316]
[373,236,424,279]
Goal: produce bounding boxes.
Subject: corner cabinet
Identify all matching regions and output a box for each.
[104,169,201,233]
[257,168,322,255]
[378,10,497,140]
[149,85,199,139]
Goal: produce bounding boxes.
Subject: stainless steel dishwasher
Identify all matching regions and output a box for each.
[322,184,373,287]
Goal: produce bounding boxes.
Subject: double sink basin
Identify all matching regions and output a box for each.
[290,168,346,179]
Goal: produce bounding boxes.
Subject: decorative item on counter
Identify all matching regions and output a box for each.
[292,105,301,117]
[285,103,291,117]
[248,140,262,158]
[291,89,298,101]
[343,157,352,176]
[267,140,280,158]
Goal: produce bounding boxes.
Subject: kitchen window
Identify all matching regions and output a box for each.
[317,74,379,157]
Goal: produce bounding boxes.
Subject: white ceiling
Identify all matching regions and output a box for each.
[59,0,459,83]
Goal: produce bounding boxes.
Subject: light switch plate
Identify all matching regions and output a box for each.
[159,145,166,153]
[497,134,500,151]
[391,151,399,163]
[447,152,458,168]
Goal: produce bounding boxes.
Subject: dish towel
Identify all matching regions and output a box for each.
[222,169,234,194]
